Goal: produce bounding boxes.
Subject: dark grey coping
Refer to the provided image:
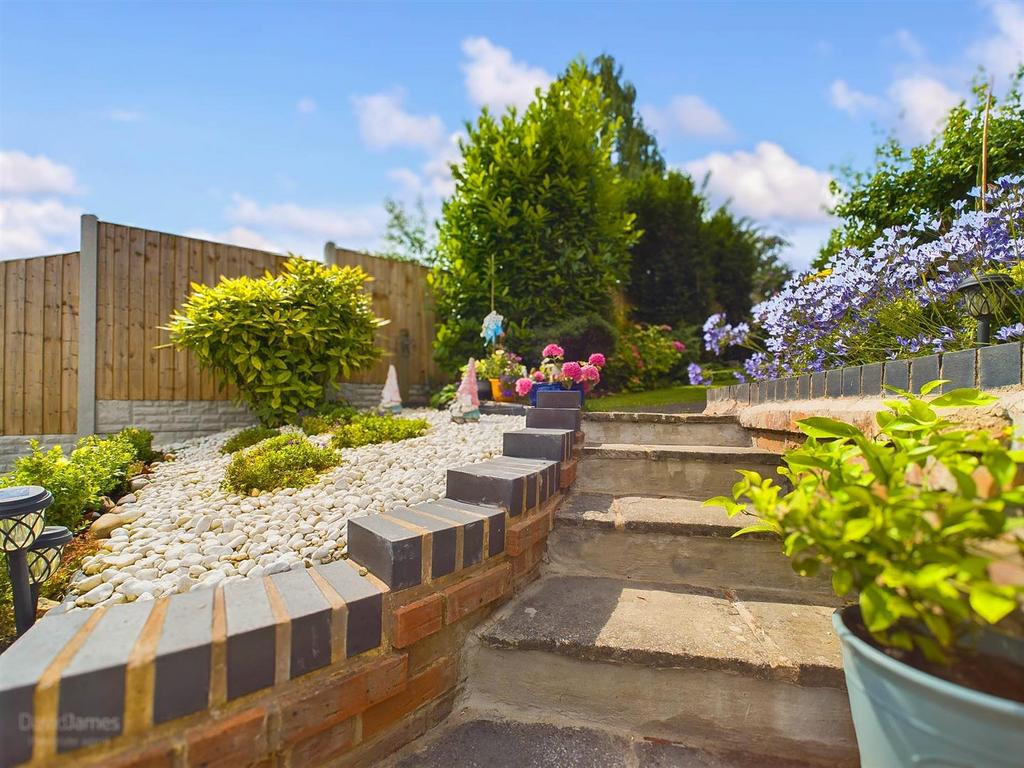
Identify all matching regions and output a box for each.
[223,577,278,700]
[710,347,1022,405]
[153,587,214,724]
[270,568,333,678]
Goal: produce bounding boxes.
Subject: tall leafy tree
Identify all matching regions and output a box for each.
[430,60,638,371]
[379,197,435,264]
[819,68,1024,266]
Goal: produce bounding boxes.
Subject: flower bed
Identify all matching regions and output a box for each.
[60,410,522,611]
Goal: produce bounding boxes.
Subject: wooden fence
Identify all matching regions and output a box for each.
[0,216,438,436]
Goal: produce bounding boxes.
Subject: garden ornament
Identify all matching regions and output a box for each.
[449,358,481,423]
[379,364,403,414]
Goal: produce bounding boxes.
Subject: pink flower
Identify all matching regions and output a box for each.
[587,353,606,368]
[561,361,583,382]
[581,364,601,382]
[515,377,534,397]
[542,344,564,359]
[672,340,686,352]
[532,370,546,382]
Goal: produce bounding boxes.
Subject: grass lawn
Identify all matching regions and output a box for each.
[585,385,708,412]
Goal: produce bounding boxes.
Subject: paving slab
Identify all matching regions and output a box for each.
[555,492,762,536]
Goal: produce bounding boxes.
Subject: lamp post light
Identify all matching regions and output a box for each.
[0,486,56,636]
[27,526,73,608]
[956,273,1014,346]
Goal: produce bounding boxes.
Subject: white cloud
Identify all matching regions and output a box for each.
[108,109,144,122]
[643,95,734,139]
[352,90,445,151]
[184,225,284,254]
[228,195,381,242]
[829,80,884,117]
[460,37,552,112]
[0,198,81,260]
[0,151,78,195]
[685,142,835,222]
[296,97,317,114]
[891,29,925,59]
[970,0,1024,75]
[888,76,961,141]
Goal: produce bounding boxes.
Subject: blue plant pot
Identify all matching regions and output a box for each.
[832,607,1024,768]
[529,382,584,407]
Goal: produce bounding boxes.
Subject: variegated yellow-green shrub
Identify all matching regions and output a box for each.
[706,382,1024,663]
[167,257,385,426]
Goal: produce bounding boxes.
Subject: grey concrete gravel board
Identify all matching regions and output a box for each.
[979,342,1022,389]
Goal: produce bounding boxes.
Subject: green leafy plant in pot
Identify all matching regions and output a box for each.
[706,381,1024,768]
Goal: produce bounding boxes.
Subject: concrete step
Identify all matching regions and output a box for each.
[582,412,752,448]
[577,443,783,498]
[392,716,834,767]
[467,576,856,765]
[548,493,837,604]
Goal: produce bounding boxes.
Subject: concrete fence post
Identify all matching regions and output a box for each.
[76,214,99,438]
[323,241,337,266]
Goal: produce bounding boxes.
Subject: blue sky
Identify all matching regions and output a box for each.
[1,0,1022,269]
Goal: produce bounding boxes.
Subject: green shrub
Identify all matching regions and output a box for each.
[706,382,1024,663]
[0,441,97,531]
[70,435,137,499]
[223,434,339,495]
[116,427,157,462]
[167,257,384,426]
[221,426,280,454]
[602,323,688,392]
[429,383,457,410]
[330,414,430,450]
[300,415,334,436]
[513,313,619,369]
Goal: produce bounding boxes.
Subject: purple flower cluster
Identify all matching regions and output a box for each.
[995,323,1024,342]
[702,175,1024,381]
[687,362,712,386]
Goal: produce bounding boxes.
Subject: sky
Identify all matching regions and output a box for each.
[1,0,1022,270]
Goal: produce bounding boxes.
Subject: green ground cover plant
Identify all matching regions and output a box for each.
[220,426,281,454]
[223,434,340,495]
[329,414,430,449]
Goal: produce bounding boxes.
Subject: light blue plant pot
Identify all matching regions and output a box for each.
[833,608,1024,768]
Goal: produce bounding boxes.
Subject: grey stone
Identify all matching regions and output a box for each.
[883,360,910,392]
[386,507,458,579]
[503,428,572,462]
[939,349,976,391]
[153,588,214,724]
[825,369,843,398]
[979,342,1022,389]
[412,501,486,568]
[841,367,862,397]
[223,578,277,700]
[810,373,826,399]
[58,601,155,752]
[346,515,423,590]
[315,560,383,657]
[909,353,941,394]
[269,568,332,678]
[525,407,581,431]
[536,389,583,409]
[861,363,883,396]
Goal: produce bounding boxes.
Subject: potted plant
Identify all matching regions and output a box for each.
[706,382,1024,768]
[476,349,525,403]
[515,344,606,406]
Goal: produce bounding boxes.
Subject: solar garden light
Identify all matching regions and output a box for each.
[957,273,1014,346]
[0,486,60,636]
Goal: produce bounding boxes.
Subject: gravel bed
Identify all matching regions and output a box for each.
[63,410,522,610]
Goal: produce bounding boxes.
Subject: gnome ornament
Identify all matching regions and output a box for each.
[379,364,403,414]
[449,358,481,423]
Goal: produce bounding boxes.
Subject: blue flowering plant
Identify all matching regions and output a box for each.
[699,176,1024,381]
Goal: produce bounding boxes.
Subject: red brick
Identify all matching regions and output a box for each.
[278,654,407,743]
[186,707,268,768]
[443,563,512,624]
[506,510,550,556]
[560,458,578,489]
[88,741,179,768]
[512,540,545,583]
[393,593,444,648]
[289,716,358,766]
[360,657,457,739]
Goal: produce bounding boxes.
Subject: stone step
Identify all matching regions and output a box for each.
[548,493,836,604]
[582,411,752,447]
[392,716,836,767]
[466,575,857,765]
[577,443,783,498]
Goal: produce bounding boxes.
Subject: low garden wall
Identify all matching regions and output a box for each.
[0,399,582,768]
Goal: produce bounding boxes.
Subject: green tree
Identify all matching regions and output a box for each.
[820,69,1024,266]
[380,197,435,264]
[585,54,665,179]
[430,60,638,371]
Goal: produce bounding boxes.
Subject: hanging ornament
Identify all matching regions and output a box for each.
[481,310,504,346]
[379,364,403,414]
[449,358,481,423]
